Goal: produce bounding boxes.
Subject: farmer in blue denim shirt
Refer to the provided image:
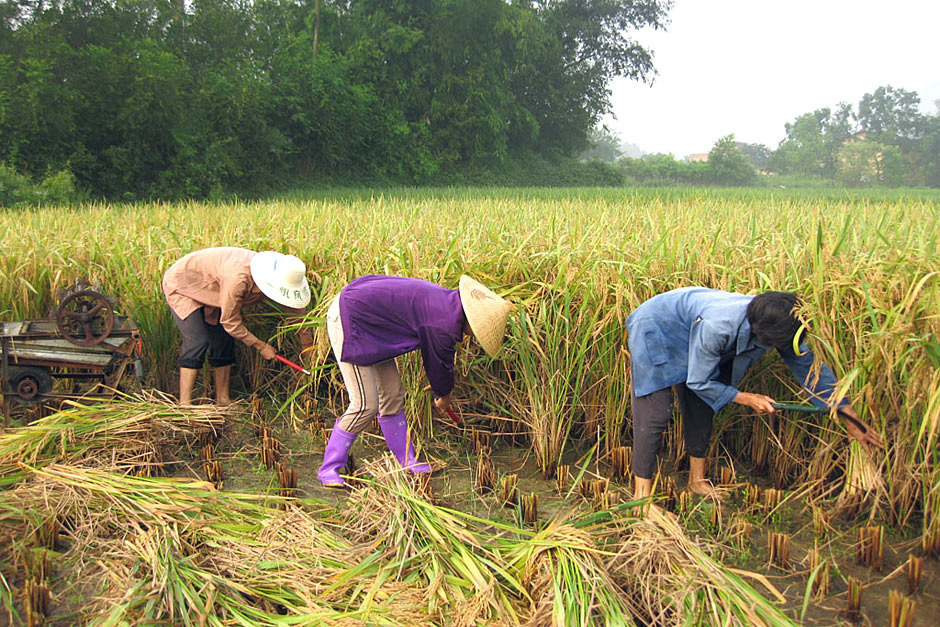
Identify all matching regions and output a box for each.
[626,288,883,503]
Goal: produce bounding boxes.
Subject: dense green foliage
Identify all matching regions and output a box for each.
[0,163,80,207]
[618,134,758,186]
[0,0,670,200]
[767,86,938,187]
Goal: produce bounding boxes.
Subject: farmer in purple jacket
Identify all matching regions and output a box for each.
[317,274,513,487]
[626,288,883,503]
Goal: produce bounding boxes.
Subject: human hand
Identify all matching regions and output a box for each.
[433,394,452,414]
[733,392,777,414]
[260,343,276,360]
[838,405,884,452]
[423,385,452,413]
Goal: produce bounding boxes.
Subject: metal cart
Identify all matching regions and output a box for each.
[1,282,144,421]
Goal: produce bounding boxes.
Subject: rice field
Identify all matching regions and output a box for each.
[1,186,939,626]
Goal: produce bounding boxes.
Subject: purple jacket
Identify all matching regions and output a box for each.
[339,275,466,397]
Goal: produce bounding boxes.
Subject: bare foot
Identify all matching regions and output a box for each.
[689,479,724,500]
[216,398,232,408]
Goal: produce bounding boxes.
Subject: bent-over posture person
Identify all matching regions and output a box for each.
[626,287,883,502]
[317,274,512,487]
[163,247,313,405]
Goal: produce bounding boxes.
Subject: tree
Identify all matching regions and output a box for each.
[530,0,672,153]
[857,85,927,146]
[921,113,940,188]
[707,134,757,186]
[771,105,855,177]
[735,142,771,171]
[835,137,909,188]
[579,126,623,162]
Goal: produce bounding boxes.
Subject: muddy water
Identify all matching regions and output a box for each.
[182,412,938,627]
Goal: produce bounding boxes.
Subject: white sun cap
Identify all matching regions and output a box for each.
[249,251,311,309]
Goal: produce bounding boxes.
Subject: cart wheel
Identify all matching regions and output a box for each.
[56,289,115,346]
[8,368,53,404]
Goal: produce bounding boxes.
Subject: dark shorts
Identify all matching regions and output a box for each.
[171,308,236,369]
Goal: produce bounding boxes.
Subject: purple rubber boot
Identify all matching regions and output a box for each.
[317,420,358,487]
[378,412,432,473]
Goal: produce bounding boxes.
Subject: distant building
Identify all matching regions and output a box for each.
[687,153,709,163]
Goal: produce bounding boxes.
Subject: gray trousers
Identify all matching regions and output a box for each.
[327,296,406,434]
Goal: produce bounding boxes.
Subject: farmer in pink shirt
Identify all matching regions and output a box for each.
[162,247,313,405]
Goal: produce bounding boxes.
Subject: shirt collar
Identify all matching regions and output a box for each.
[736,318,767,353]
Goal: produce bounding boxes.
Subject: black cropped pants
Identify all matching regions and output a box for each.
[171,309,236,369]
[631,363,732,479]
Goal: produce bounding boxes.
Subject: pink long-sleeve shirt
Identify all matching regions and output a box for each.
[162,247,267,350]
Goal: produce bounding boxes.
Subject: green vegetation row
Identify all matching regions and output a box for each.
[0,0,668,200]
[612,86,940,188]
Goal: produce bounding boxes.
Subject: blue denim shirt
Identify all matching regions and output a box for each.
[626,287,843,412]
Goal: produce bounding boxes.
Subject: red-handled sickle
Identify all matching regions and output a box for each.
[275,354,312,376]
[444,406,462,426]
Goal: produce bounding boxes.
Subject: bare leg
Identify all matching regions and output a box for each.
[688,456,722,499]
[213,365,232,406]
[179,367,198,405]
[634,475,653,499]
[633,475,664,517]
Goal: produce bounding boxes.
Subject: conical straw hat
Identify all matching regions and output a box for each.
[250,251,311,309]
[458,275,512,358]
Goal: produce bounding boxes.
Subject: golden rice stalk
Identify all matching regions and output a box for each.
[658,475,678,512]
[23,578,50,627]
[506,519,634,627]
[261,436,280,470]
[520,493,538,525]
[838,441,884,515]
[707,501,721,530]
[845,577,863,622]
[807,545,829,599]
[33,516,59,551]
[580,478,610,507]
[475,454,496,495]
[608,446,632,482]
[470,429,491,455]
[611,511,797,627]
[767,532,790,570]
[719,464,735,487]
[554,464,570,495]
[906,555,922,595]
[199,443,215,461]
[889,590,916,627]
[923,487,940,558]
[277,465,298,500]
[345,456,521,625]
[743,483,761,511]
[309,418,326,445]
[0,390,227,484]
[812,505,830,538]
[499,474,518,507]
[750,418,771,470]
[250,394,264,419]
[856,525,884,571]
[678,491,693,516]
[22,549,51,588]
[729,514,752,550]
[762,488,782,514]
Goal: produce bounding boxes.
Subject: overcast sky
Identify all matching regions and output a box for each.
[604,0,940,158]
